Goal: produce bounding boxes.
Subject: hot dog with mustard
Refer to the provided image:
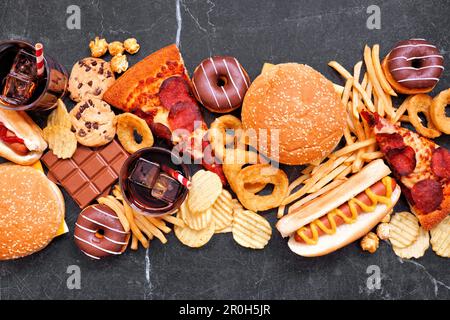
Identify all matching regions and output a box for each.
[0,108,47,165]
[276,160,401,257]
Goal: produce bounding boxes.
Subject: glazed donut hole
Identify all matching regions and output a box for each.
[216,76,228,87]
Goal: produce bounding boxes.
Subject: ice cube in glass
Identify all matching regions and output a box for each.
[129,158,160,189]
[151,173,181,204]
[1,72,36,105]
[11,49,37,78]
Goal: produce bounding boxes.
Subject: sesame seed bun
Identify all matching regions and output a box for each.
[0,165,65,260]
[241,63,346,165]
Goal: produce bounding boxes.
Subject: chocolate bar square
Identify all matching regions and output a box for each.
[42,140,129,209]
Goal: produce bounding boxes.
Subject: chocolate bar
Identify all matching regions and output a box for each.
[42,140,128,208]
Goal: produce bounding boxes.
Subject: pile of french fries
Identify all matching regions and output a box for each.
[278,44,407,218]
[97,185,185,250]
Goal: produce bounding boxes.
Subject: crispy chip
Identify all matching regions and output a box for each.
[181,200,212,231]
[187,170,222,213]
[232,210,272,249]
[174,211,215,248]
[215,226,232,234]
[47,99,72,129]
[430,216,450,258]
[392,227,429,259]
[43,125,77,159]
[388,212,420,248]
[210,189,234,231]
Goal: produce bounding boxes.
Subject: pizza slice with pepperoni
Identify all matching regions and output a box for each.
[103,44,226,184]
[363,111,449,230]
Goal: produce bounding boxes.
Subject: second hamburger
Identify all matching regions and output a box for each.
[241,63,346,165]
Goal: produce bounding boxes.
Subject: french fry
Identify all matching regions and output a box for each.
[288,174,311,193]
[147,217,172,234]
[301,165,314,175]
[393,96,412,123]
[134,212,167,243]
[343,126,354,145]
[124,202,149,248]
[361,151,383,161]
[400,115,410,122]
[352,61,363,118]
[97,196,130,232]
[330,138,376,158]
[309,163,350,193]
[365,79,373,98]
[288,179,345,214]
[135,219,155,241]
[353,80,376,112]
[364,45,394,118]
[351,149,362,173]
[333,83,344,95]
[282,159,334,205]
[361,73,368,90]
[336,165,352,179]
[372,44,397,96]
[341,78,353,106]
[131,234,138,250]
[162,214,185,227]
[328,61,352,79]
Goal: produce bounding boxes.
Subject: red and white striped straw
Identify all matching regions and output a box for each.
[162,165,192,189]
[35,43,44,76]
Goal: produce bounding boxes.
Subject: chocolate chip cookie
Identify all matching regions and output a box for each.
[68,57,115,102]
[70,98,116,147]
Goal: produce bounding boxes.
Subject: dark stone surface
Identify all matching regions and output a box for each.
[0,0,449,300]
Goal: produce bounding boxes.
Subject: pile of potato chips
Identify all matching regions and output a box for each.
[43,99,77,159]
[383,212,449,259]
[175,169,272,249]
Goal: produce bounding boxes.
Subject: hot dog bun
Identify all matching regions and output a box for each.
[287,186,400,257]
[276,159,401,257]
[0,109,47,165]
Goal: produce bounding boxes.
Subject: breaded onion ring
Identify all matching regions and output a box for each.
[430,88,450,134]
[209,115,243,161]
[116,113,154,153]
[235,164,289,212]
[406,94,441,138]
[223,149,267,194]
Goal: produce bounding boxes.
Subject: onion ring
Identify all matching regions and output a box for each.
[235,164,289,212]
[209,115,243,161]
[406,94,441,138]
[223,149,267,194]
[116,113,154,153]
[430,88,450,134]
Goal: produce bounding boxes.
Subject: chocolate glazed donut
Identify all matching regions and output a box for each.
[192,56,250,113]
[74,204,129,259]
[384,39,444,94]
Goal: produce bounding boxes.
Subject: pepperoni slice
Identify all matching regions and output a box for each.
[375,133,405,154]
[431,147,450,179]
[168,101,204,133]
[411,179,443,214]
[386,146,416,176]
[159,76,197,109]
[150,123,172,142]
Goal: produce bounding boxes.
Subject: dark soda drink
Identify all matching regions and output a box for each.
[0,40,68,111]
[120,147,190,216]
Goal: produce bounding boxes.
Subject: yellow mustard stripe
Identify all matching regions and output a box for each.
[296,177,393,245]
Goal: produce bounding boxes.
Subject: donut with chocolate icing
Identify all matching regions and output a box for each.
[382,39,444,94]
[192,56,250,113]
[74,204,129,259]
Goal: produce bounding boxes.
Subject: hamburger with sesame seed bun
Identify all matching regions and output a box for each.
[0,164,65,260]
[241,63,346,165]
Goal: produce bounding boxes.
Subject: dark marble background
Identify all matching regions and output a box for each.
[0,0,449,300]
